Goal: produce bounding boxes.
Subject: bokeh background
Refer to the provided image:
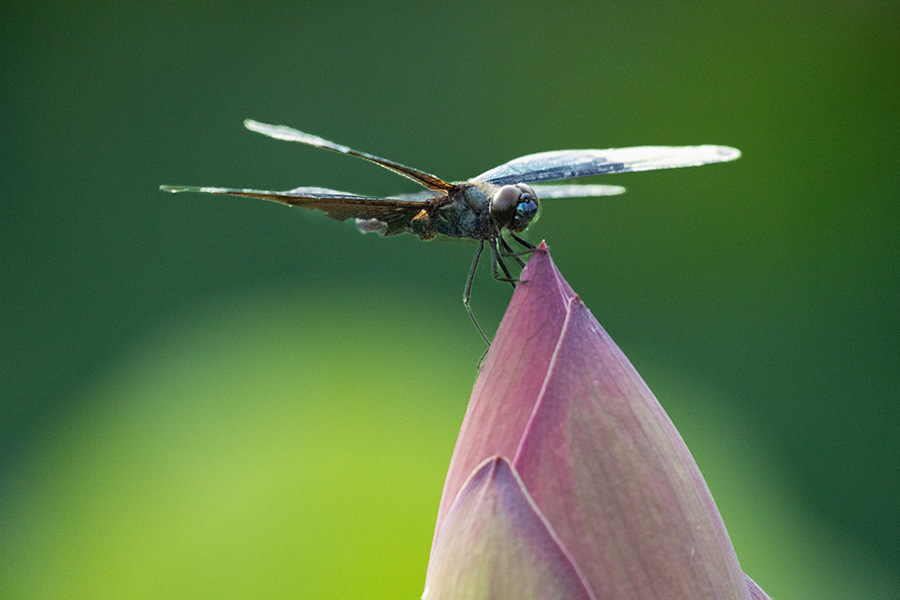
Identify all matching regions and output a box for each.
[2,1,898,598]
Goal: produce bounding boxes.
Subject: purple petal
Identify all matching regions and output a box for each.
[511,295,747,599]
[432,243,761,600]
[424,456,595,600]
[744,574,774,600]
[435,242,574,534]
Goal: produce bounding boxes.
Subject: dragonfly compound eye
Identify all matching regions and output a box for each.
[491,183,539,231]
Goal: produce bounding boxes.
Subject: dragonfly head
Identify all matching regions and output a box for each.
[490,183,539,232]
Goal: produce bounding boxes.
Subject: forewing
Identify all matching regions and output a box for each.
[160,185,433,235]
[531,184,626,199]
[244,120,453,191]
[475,145,741,185]
[388,190,439,202]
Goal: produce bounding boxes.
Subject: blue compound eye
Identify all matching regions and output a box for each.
[491,183,539,231]
[517,198,537,219]
[511,185,538,232]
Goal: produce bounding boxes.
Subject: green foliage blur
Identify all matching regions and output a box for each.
[2,1,898,598]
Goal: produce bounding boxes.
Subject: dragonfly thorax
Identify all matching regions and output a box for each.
[490,183,539,233]
[427,182,539,241]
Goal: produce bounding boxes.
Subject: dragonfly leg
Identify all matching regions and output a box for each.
[464,240,491,346]
[499,236,527,268]
[510,233,536,250]
[491,240,518,287]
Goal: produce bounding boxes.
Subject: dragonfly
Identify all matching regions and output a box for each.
[162,119,740,342]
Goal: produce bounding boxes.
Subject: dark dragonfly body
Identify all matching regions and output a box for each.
[162,119,740,341]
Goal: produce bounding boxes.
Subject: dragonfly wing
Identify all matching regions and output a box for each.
[161,185,434,236]
[387,190,440,202]
[474,145,741,185]
[531,184,626,199]
[244,120,453,192]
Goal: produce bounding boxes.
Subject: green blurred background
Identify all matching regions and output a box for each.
[2,1,898,598]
